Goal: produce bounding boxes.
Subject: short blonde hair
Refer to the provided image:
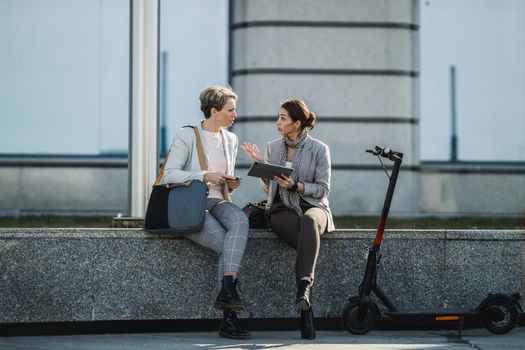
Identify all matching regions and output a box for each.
[199,86,238,118]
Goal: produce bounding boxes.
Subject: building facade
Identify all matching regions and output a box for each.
[0,0,524,217]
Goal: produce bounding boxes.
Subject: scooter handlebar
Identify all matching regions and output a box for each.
[366,145,403,161]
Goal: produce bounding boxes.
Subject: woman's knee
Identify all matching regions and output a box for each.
[186,213,227,253]
[299,216,323,244]
[302,209,327,233]
[213,202,249,230]
[300,214,318,233]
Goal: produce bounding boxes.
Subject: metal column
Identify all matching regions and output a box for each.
[129,0,159,217]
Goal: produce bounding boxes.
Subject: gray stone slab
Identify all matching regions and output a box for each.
[232,168,421,217]
[326,168,421,216]
[233,75,416,118]
[232,0,416,24]
[446,230,525,241]
[1,229,523,323]
[0,168,21,211]
[378,235,447,310]
[91,238,218,320]
[233,121,419,166]
[420,172,525,215]
[0,238,95,322]
[233,27,415,71]
[5,164,523,217]
[443,237,523,309]
[8,167,128,214]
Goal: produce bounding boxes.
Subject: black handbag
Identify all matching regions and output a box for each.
[144,126,208,234]
[242,200,270,229]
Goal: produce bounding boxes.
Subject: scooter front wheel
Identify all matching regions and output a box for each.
[482,298,518,334]
[342,296,380,334]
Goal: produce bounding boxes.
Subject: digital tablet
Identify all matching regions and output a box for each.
[247,162,293,180]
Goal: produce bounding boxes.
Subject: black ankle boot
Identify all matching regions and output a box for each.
[296,279,312,311]
[300,307,316,340]
[214,276,245,311]
[219,310,251,339]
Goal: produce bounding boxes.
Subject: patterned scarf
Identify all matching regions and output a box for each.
[278,130,308,216]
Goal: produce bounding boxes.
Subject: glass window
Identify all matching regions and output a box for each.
[420,0,525,161]
[159,0,229,154]
[0,0,129,156]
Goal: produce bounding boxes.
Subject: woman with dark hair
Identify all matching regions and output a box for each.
[162,86,250,339]
[242,98,334,339]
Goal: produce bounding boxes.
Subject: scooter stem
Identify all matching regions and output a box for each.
[373,154,403,246]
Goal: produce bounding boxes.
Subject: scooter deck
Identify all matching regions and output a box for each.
[384,310,482,336]
[385,310,478,317]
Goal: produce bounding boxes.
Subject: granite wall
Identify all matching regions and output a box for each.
[0,228,522,323]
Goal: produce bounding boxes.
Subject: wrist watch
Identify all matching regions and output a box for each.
[289,182,299,192]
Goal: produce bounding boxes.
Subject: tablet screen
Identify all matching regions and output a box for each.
[247,162,293,180]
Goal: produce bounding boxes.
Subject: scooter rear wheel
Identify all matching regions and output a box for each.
[482,298,518,334]
[342,296,380,334]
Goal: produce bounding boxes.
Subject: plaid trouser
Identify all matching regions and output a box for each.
[185,198,249,287]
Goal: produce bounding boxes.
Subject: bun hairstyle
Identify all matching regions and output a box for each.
[199,85,238,119]
[281,98,316,131]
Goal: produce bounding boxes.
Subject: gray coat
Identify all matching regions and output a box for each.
[262,135,335,232]
[161,123,238,202]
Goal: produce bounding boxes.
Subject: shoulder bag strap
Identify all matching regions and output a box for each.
[154,138,174,186]
[154,126,208,186]
[191,126,208,171]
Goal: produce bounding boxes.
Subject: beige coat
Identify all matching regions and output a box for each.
[162,123,238,202]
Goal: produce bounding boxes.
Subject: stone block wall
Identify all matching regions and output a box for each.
[230,0,421,216]
[0,228,522,323]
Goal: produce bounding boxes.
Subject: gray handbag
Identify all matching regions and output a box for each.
[144,126,208,234]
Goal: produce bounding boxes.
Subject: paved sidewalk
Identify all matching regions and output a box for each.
[0,328,523,350]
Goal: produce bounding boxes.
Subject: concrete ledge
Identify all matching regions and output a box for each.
[0,229,523,323]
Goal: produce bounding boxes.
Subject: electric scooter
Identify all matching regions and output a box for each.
[341,145,522,335]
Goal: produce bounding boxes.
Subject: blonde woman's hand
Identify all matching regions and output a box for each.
[204,172,228,185]
[225,175,242,190]
[241,142,262,162]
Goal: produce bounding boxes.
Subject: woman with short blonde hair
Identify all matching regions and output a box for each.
[162,85,250,339]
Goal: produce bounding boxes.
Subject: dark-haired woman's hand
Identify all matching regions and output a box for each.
[241,142,263,162]
[274,174,295,189]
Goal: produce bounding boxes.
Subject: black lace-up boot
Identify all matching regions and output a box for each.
[296,279,312,311]
[214,276,245,311]
[219,310,251,339]
[300,307,316,339]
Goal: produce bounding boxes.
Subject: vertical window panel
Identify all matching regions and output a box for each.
[0,0,129,155]
[420,0,525,161]
[159,0,229,152]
